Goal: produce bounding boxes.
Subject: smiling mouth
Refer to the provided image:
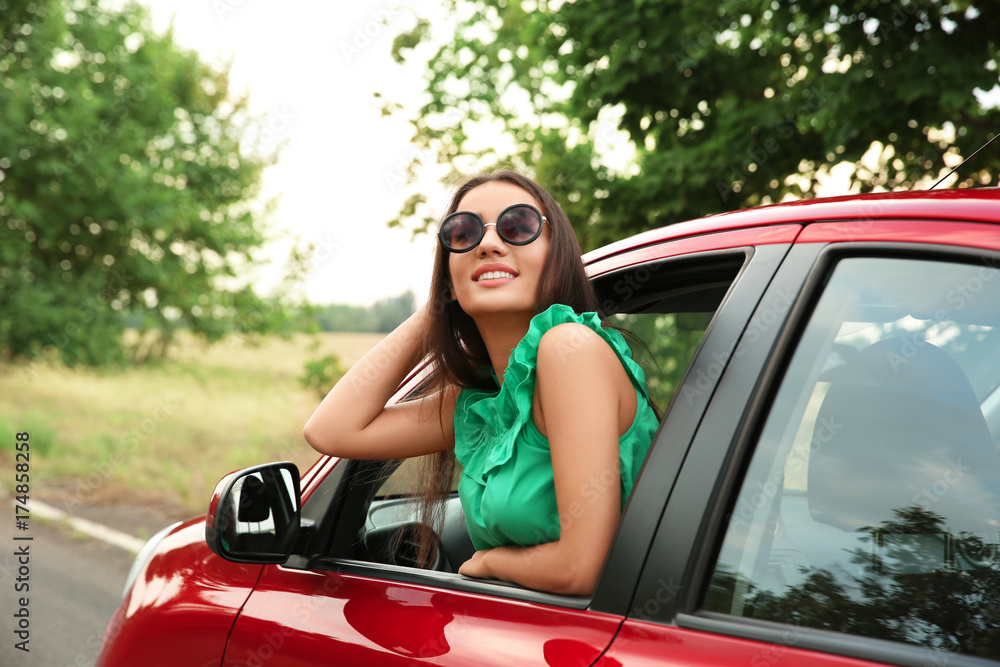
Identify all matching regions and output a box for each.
[475,271,516,282]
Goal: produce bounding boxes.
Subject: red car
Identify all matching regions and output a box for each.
[98,189,1000,666]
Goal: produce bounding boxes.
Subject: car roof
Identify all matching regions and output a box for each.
[584,187,1000,266]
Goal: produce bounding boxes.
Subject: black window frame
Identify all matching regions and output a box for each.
[591,243,795,613]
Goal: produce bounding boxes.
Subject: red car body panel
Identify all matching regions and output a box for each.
[223,565,624,666]
[585,188,1000,269]
[585,224,802,278]
[96,519,262,666]
[596,623,885,667]
[797,219,1000,251]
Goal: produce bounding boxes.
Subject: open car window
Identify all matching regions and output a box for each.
[596,252,746,414]
[375,456,460,499]
[305,250,749,604]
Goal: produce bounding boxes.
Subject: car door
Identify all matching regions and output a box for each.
[219,223,802,666]
[599,219,1000,666]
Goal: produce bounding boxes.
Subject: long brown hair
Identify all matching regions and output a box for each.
[411,168,602,567]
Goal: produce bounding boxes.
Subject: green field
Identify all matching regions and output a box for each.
[0,332,384,513]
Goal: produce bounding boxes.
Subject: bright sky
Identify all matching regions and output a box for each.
[140,0,447,306]
[137,2,1000,309]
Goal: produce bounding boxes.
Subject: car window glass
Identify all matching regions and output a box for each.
[598,253,745,414]
[609,311,713,412]
[704,255,1000,658]
[375,456,460,499]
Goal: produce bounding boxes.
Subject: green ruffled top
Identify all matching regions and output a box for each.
[454,303,659,551]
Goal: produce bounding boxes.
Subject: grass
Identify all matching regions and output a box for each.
[0,332,384,513]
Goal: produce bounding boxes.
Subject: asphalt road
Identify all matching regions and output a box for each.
[0,493,189,666]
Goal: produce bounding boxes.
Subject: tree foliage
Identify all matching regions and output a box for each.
[390,0,1000,251]
[0,0,297,365]
[299,353,345,400]
[310,290,416,333]
[728,507,1000,658]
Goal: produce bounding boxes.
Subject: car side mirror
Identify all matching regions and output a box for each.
[205,462,301,564]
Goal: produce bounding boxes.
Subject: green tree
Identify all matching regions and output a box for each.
[312,303,377,333]
[740,507,1000,658]
[0,0,297,365]
[310,290,415,333]
[299,353,345,400]
[371,290,415,332]
[389,0,1000,251]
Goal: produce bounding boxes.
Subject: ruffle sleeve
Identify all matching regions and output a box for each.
[454,303,651,484]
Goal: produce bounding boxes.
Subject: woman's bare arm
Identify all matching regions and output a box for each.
[458,322,634,595]
[303,306,456,460]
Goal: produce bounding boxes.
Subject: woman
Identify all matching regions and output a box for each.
[303,170,658,595]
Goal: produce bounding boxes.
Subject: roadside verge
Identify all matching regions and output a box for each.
[29,500,146,554]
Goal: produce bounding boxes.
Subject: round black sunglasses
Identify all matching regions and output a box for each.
[438,203,548,253]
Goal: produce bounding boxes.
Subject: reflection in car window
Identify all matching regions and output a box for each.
[609,311,712,412]
[375,456,461,499]
[704,256,1000,658]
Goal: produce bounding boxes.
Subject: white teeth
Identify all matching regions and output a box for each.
[476,271,516,282]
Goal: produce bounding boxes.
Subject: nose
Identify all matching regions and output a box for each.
[476,223,506,256]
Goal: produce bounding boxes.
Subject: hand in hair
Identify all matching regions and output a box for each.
[302,306,458,461]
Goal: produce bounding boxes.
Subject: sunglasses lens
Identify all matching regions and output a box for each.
[441,213,483,251]
[498,206,542,244]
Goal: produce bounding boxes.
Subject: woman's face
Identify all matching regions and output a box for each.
[447,181,551,323]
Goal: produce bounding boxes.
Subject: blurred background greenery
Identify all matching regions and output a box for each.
[386,0,1000,250]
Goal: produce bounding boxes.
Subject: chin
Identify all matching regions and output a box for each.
[458,296,536,321]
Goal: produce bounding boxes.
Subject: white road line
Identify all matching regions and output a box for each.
[28,500,145,554]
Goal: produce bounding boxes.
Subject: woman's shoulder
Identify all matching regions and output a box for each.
[453,306,614,472]
[528,304,634,367]
[535,319,635,414]
[531,304,651,399]
[536,320,618,368]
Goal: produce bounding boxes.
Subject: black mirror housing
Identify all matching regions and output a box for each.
[205,462,301,564]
